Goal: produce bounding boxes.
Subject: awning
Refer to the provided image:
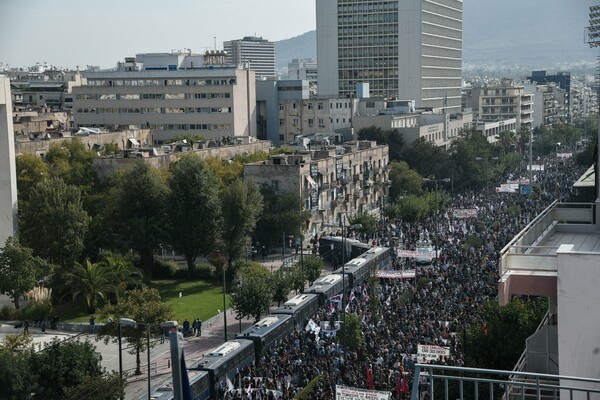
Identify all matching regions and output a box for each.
[128,138,140,146]
[305,175,318,190]
[573,165,595,188]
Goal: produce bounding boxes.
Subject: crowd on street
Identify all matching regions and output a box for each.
[222,150,587,399]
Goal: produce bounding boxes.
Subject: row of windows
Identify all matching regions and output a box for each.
[163,124,232,131]
[338,12,398,24]
[76,92,231,100]
[338,1,399,14]
[279,102,350,111]
[280,117,350,127]
[87,78,236,87]
[76,107,232,114]
[339,47,399,58]
[339,25,398,37]
[339,35,399,47]
[339,58,398,69]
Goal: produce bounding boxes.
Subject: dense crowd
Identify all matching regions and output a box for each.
[222,151,587,400]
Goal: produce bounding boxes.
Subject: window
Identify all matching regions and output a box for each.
[279,119,284,126]
[308,118,314,127]
[308,103,313,110]
[318,103,324,110]
[279,104,284,111]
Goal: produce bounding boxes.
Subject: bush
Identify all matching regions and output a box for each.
[417,277,432,289]
[153,259,178,279]
[191,263,215,280]
[0,305,23,321]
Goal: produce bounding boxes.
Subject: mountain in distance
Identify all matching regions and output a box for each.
[275,0,597,75]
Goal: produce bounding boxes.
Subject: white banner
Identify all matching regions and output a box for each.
[376,270,416,279]
[396,250,436,258]
[496,184,518,193]
[336,385,391,400]
[557,152,572,159]
[527,164,545,171]
[452,209,478,219]
[417,344,450,363]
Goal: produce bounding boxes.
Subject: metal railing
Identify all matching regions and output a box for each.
[411,364,600,400]
[499,202,595,277]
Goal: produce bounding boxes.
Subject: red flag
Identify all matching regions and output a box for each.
[366,367,375,390]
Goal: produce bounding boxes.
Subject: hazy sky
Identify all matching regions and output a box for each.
[0,0,317,69]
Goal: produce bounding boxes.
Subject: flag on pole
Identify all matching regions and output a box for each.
[180,348,192,400]
[227,377,234,392]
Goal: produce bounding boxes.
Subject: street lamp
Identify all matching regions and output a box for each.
[119,318,178,400]
[324,215,362,337]
[422,177,450,263]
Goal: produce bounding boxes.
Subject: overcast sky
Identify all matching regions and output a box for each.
[0,0,317,69]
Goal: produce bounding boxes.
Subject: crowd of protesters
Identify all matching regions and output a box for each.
[222,150,587,399]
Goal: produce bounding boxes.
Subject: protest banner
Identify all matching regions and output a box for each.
[452,209,478,219]
[376,270,416,279]
[336,385,391,400]
[417,344,450,363]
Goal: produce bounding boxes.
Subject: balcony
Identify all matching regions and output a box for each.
[498,201,598,306]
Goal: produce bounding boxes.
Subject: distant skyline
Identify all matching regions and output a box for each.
[0,0,317,69]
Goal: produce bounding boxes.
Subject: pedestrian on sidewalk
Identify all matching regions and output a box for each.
[89,315,96,334]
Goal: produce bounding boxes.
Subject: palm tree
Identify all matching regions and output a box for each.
[495,130,517,154]
[65,259,112,314]
[101,253,144,303]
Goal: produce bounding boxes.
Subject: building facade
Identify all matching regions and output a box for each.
[224,36,276,78]
[287,59,318,83]
[72,53,256,143]
[0,76,18,246]
[244,140,389,235]
[467,80,533,130]
[316,0,462,113]
[527,71,571,122]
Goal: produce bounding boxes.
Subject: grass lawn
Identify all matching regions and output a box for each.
[151,279,229,323]
[56,279,228,323]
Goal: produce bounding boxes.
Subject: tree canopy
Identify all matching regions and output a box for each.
[220,179,264,269]
[167,154,221,271]
[231,263,273,322]
[19,178,90,267]
[0,237,44,309]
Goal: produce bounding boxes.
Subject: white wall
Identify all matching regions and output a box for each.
[0,76,18,245]
[556,244,600,396]
[316,0,339,97]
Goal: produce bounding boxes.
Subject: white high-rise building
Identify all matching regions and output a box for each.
[224,36,276,79]
[0,76,18,246]
[316,0,462,113]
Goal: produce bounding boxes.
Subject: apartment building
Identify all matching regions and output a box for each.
[467,79,533,130]
[72,52,256,143]
[527,71,571,122]
[224,36,276,79]
[317,0,463,113]
[244,140,389,235]
[287,59,318,83]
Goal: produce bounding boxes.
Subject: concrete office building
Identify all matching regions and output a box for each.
[72,52,256,143]
[316,0,462,113]
[0,76,18,246]
[224,36,276,79]
[527,71,571,122]
[287,59,318,83]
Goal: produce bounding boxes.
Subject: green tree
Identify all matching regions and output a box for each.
[19,178,90,267]
[231,263,273,322]
[64,259,112,314]
[15,153,49,201]
[388,161,424,201]
[113,161,168,278]
[337,313,363,352]
[98,288,174,376]
[402,138,451,178]
[0,348,37,398]
[220,179,263,271]
[63,372,125,400]
[46,138,97,192]
[99,142,120,156]
[167,154,221,272]
[0,237,41,309]
[450,128,498,189]
[357,126,405,160]
[386,195,427,223]
[348,211,378,237]
[495,130,517,154]
[270,268,292,307]
[301,255,324,286]
[254,187,310,248]
[31,338,104,400]
[289,265,307,294]
[100,252,144,303]
[465,298,547,370]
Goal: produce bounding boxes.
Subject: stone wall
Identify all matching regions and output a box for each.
[93,140,272,179]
